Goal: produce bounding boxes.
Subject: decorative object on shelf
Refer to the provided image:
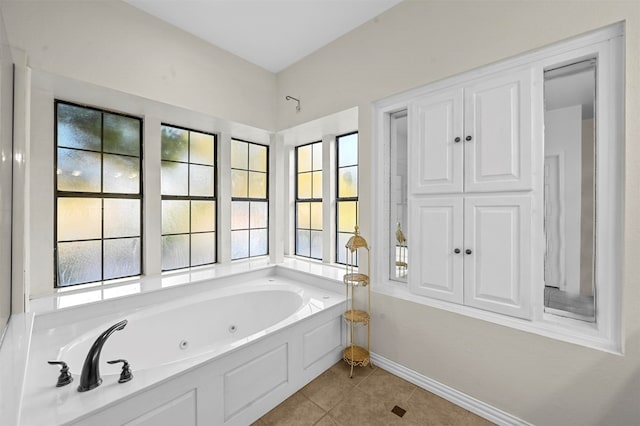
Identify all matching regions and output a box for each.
[395,221,408,277]
[342,225,372,378]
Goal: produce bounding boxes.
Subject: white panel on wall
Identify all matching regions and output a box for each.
[409,197,463,303]
[224,343,288,421]
[464,196,532,319]
[302,317,342,369]
[124,390,197,426]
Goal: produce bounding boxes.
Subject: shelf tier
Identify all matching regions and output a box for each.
[343,345,370,367]
[343,273,369,286]
[343,309,370,324]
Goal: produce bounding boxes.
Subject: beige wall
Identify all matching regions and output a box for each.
[0,0,277,131]
[277,1,640,425]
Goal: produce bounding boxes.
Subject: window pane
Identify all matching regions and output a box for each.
[57,103,101,151]
[57,240,102,286]
[297,144,312,173]
[338,201,358,233]
[103,154,140,194]
[311,230,322,259]
[57,148,101,192]
[231,230,249,259]
[162,200,190,235]
[191,200,215,233]
[190,164,214,197]
[296,230,310,257]
[162,234,189,270]
[57,197,102,241]
[231,201,249,230]
[104,199,140,238]
[190,132,215,165]
[338,133,358,167]
[297,202,310,229]
[103,113,140,157]
[249,143,267,172]
[104,238,140,280]
[310,201,322,230]
[248,171,267,199]
[191,232,215,266]
[231,170,248,198]
[250,201,268,228]
[312,142,322,171]
[338,166,358,198]
[250,229,268,256]
[231,139,248,169]
[297,172,312,199]
[161,126,188,162]
[337,232,352,264]
[312,170,322,198]
[161,161,189,196]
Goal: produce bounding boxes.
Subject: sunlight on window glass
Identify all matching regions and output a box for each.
[104,199,140,239]
[191,232,216,266]
[231,169,249,198]
[161,161,189,196]
[250,201,268,228]
[57,148,101,192]
[338,133,358,167]
[297,172,312,199]
[249,171,267,198]
[104,113,140,157]
[162,235,189,270]
[57,240,102,286]
[338,166,358,198]
[298,144,312,173]
[231,201,250,230]
[104,238,141,280]
[231,139,248,169]
[57,103,101,151]
[190,132,215,166]
[189,164,214,197]
[162,200,190,235]
[338,201,357,233]
[57,198,102,241]
[161,126,188,162]
[249,143,267,172]
[297,202,310,228]
[310,201,322,230]
[191,201,215,233]
[103,154,139,194]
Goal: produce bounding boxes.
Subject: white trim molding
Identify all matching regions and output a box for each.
[371,352,531,426]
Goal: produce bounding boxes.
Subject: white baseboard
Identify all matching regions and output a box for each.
[370,353,531,426]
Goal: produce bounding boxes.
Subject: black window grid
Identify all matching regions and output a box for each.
[295,141,323,260]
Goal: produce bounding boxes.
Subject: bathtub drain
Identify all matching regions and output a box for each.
[228,325,237,333]
[179,340,189,350]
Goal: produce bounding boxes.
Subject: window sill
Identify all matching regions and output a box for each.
[373,280,622,355]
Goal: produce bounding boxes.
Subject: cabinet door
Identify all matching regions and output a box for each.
[464,68,532,192]
[409,197,463,303]
[463,196,532,319]
[408,88,464,194]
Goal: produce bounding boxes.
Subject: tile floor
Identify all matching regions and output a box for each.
[253,361,494,426]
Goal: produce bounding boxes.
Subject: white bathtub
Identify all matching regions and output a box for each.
[21,266,346,426]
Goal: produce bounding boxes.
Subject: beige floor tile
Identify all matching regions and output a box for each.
[327,387,404,426]
[313,414,340,426]
[328,359,376,385]
[401,388,495,426]
[356,366,418,409]
[301,365,357,411]
[259,391,326,426]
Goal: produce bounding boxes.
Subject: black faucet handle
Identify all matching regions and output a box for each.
[107,359,133,383]
[48,360,74,387]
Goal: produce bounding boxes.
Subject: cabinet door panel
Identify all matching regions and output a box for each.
[463,196,532,319]
[409,88,463,194]
[409,198,463,303]
[464,69,532,192]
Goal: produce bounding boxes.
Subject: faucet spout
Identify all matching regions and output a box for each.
[78,319,127,392]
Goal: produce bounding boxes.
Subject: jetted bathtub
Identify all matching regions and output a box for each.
[21,267,346,426]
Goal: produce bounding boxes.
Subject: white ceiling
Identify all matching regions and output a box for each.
[126,0,403,73]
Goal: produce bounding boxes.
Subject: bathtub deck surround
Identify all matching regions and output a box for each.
[20,265,346,425]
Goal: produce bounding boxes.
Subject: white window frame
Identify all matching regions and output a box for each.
[371,23,624,353]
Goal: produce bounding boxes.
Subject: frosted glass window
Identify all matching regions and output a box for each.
[190,132,215,166]
[104,199,140,239]
[104,238,141,280]
[231,139,269,260]
[103,154,140,194]
[57,103,101,151]
[57,198,102,241]
[57,240,102,286]
[103,113,140,156]
[55,101,142,287]
[295,141,322,259]
[161,124,217,270]
[336,132,358,264]
[57,148,101,192]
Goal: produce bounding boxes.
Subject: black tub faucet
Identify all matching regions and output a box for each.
[78,319,127,392]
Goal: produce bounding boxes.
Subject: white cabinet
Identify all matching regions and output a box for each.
[409,68,532,194]
[410,196,532,319]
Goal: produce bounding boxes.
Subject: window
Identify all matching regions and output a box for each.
[230,139,269,259]
[336,132,358,264]
[55,101,142,287]
[161,124,217,270]
[295,141,323,259]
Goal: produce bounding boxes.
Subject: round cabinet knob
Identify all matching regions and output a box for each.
[454,137,461,143]
[454,248,461,254]
[465,136,473,141]
[465,249,472,255]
